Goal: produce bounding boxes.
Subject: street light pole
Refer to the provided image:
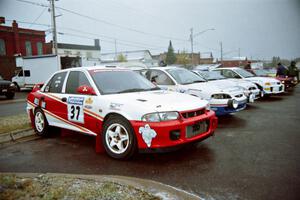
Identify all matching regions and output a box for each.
[190,28,215,66]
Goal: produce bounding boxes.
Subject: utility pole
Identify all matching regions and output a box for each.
[190,28,194,65]
[114,39,117,61]
[220,42,223,62]
[238,48,241,66]
[50,0,58,55]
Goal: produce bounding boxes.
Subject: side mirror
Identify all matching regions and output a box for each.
[32,83,44,92]
[77,85,96,95]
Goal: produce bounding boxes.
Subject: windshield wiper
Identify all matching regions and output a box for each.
[117,88,146,93]
[148,87,161,91]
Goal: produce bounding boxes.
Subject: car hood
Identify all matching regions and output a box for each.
[0,80,12,86]
[245,77,280,84]
[104,90,208,112]
[183,82,243,94]
[227,79,257,89]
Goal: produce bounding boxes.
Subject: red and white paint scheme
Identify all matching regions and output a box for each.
[27,66,218,159]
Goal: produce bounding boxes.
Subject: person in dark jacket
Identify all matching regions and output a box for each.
[288,61,299,83]
[244,61,251,70]
[276,62,288,77]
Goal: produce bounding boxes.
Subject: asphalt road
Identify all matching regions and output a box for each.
[0,86,299,200]
[0,91,28,117]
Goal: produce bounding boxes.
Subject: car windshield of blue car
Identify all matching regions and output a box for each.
[90,70,160,94]
[199,71,226,80]
[235,68,255,78]
[167,68,206,85]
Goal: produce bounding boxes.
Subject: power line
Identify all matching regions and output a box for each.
[28,7,47,28]
[16,0,187,42]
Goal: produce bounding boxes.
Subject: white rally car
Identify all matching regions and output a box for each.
[213,67,284,96]
[143,67,248,116]
[192,70,261,101]
[27,66,218,159]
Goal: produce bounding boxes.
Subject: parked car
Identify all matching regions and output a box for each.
[27,66,218,159]
[213,67,284,96]
[247,69,295,90]
[142,67,248,116]
[0,75,16,99]
[192,70,261,102]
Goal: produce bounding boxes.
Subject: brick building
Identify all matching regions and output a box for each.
[0,19,46,79]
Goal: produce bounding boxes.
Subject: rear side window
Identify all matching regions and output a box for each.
[24,70,30,77]
[44,72,67,93]
[65,71,92,94]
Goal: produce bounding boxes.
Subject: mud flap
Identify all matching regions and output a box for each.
[95,133,104,153]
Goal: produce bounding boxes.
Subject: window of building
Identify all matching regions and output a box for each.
[0,39,6,56]
[25,41,32,56]
[37,42,43,55]
[86,52,92,58]
[65,71,92,94]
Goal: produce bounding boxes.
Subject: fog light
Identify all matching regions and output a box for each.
[170,130,181,140]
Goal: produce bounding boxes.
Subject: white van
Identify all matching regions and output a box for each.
[12,55,60,90]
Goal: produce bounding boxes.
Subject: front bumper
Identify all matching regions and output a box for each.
[263,84,284,94]
[211,98,247,116]
[131,110,218,149]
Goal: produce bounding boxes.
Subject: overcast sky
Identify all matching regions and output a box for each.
[0,0,299,60]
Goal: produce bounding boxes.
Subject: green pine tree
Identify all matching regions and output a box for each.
[165,40,176,65]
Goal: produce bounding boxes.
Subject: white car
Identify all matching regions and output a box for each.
[143,67,248,116]
[27,66,217,159]
[213,67,284,95]
[193,70,261,101]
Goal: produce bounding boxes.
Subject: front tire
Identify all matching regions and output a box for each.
[34,108,50,137]
[102,116,137,160]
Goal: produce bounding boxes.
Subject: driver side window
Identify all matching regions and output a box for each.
[222,69,239,78]
[146,70,174,85]
[65,71,92,94]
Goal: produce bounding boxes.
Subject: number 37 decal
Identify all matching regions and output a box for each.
[67,97,84,123]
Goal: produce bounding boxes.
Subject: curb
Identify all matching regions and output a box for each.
[0,173,202,200]
[0,128,35,144]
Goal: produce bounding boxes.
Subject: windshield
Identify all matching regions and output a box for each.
[89,70,160,95]
[166,68,206,85]
[252,69,268,76]
[235,68,255,78]
[196,70,226,80]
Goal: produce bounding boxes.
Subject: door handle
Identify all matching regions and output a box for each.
[61,97,67,102]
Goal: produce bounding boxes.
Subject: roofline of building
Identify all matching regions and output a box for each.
[52,42,101,51]
[101,49,152,56]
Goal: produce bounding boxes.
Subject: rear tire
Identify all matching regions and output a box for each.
[5,92,15,99]
[102,115,137,160]
[34,108,50,137]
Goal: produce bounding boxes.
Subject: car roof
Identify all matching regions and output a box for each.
[215,67,241,70]
[149,66,183,70]
[57,65,132,73]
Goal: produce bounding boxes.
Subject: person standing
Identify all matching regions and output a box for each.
[288,61,299,83]
[276,62,288,77]
[244,61,251,70]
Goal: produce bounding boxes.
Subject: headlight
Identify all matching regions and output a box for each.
[211,93,231,99]
[9,83,15,87]
[228,99,239,109]
[142,111,179,122]
[243,90,251,96]
[265,82,271,86]
[281,81,285,84]
[206,103,210,110]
